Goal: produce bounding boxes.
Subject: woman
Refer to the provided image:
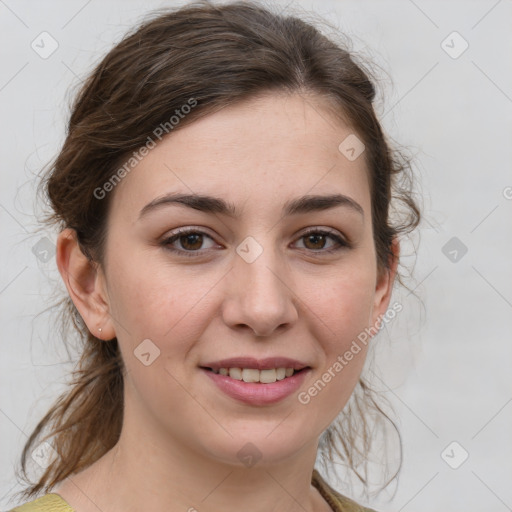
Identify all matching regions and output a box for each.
[10,1,420,511]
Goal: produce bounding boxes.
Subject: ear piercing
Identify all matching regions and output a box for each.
[98,327,102,333]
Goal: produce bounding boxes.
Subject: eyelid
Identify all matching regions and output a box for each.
[299,226,347,242]
[294,227,350,251]
[160,226,219,257]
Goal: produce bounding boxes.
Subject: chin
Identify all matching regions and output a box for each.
[197,425,315,469]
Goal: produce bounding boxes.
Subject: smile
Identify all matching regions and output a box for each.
[206,367,298,383]
[201,367,311,406]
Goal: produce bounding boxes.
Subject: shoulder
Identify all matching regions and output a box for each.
[312,469,379,512]
[8,493,74,512]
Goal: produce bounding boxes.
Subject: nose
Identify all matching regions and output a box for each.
[221,242,298,337]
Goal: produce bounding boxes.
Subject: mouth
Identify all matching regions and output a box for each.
[200,364,312,405]
[200,366,310,384]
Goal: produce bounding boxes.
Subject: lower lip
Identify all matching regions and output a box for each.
[201,368,311,406]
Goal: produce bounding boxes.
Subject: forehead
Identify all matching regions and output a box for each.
[109,92,371,221]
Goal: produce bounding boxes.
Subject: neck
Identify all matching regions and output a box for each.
[55,400,331,512]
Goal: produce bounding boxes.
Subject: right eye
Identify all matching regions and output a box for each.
[161,228,220,257]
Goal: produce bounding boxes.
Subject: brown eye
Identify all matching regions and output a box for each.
[303,233,328,250]
[161,228,218,257]
[295,229,349,254]
[178,233,204,251]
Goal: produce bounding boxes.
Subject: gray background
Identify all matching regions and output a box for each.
[1,1,511,511]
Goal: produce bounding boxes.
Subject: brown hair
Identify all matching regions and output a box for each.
[15,0,421,502]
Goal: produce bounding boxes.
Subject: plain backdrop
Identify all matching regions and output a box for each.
[1,1,511,511]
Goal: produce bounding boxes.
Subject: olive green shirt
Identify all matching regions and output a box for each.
[9,469,377,512]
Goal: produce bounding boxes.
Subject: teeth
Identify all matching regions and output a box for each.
[242,368,260,383]
[212,367,297,383]
[276,368,286,380]
[229,368,243,380]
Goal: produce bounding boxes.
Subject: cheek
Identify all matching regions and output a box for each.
[304,264,377,346]
[302,291,372,420]
[298,265,375,409]
[105,253,220,357]
[106,259,215,419]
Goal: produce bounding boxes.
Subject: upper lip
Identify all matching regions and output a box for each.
[200,357,311,371]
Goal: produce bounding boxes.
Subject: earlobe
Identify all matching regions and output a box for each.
[56,228,115,340]
[370,237,400,329]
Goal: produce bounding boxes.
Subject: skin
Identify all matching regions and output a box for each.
[54,91,399,512]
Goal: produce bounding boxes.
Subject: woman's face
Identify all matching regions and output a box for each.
[90,92,396,466]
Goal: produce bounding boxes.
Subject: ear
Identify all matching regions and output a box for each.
[369,236,400,331]
[55,228,116,340]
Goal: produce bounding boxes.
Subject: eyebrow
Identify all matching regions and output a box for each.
[138,192,364,220]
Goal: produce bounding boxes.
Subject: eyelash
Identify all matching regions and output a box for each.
[160,227,350,258]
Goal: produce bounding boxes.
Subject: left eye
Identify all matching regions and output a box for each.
[295,230,347,252]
